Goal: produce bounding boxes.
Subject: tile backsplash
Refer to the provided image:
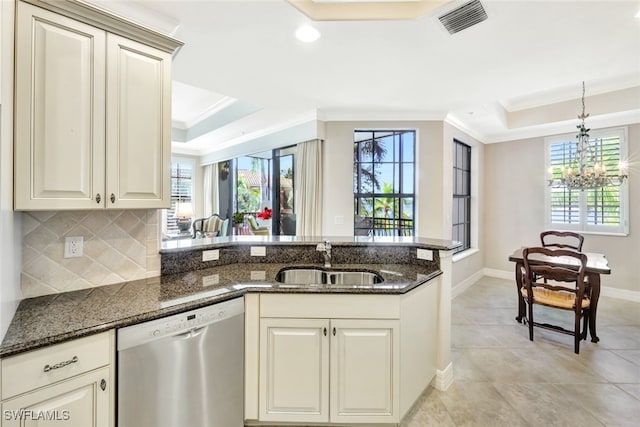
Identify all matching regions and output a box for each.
[22,210,160,298]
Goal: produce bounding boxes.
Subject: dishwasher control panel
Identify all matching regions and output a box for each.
[117,297,244,351]
[155,309,228,336]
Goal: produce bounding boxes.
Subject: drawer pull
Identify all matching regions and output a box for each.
[110,193,115,203]
[100,379,107,391]
[43,355,78,373]
[95,193,101,204]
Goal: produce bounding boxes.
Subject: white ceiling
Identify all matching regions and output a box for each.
[93,0,640,157]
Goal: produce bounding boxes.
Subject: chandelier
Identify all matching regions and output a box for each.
[548,82,628,191]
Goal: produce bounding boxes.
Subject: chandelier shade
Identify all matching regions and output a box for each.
[547,82,628,191]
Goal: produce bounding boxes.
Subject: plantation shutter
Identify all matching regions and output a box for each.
[549,141,581,225]
[586,135,622,226]
[546,128,627,234]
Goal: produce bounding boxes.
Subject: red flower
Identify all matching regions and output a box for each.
[256,207,272,220]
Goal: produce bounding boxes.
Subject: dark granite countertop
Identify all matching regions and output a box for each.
[0,262,441,358]
[160,235,461,253]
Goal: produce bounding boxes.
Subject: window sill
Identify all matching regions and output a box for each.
[452,248,479,263]
[545,228,629,237]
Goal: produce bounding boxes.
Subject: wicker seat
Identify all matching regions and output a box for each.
[521,247,590,354]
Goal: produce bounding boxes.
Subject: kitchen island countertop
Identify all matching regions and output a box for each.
[0,262,441,358]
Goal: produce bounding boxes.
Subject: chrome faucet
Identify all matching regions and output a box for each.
[316,240,332,268]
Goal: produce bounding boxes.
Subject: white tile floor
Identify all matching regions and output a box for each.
[401,276,640,427]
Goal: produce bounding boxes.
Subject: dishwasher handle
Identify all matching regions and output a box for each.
[172,326,207,340]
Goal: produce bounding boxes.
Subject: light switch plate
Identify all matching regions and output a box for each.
[250,246,266,257]
[417,248,433,261]
[202,250,219,262]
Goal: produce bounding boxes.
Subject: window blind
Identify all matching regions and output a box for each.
[166,161,194,234]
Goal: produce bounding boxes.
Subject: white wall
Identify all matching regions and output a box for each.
[323,120,446,237]
[0,0,21,340]
[484,123,640,293]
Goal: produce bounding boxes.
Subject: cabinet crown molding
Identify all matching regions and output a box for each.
[20,0,183,54]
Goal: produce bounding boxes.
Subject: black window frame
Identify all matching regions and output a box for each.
[452,139,471,254]
[353,130,415,237]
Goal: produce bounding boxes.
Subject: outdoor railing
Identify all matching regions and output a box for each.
[354,217,414,237]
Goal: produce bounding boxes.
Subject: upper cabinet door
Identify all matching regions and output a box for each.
[105,34,171,209]
[14,1,106,210]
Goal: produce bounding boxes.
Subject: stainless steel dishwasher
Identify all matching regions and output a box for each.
[117,297,244,427]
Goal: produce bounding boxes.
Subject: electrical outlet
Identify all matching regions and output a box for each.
[202,250,219,262]
[250,246,266,257]
[64,236,83,258]
[202,274,219,287]
[250,270,266,280]
[417,248,433,261]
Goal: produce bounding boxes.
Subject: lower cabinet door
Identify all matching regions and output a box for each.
[1,367,111,427]
[330,319,400,424]
[259,318,329,423]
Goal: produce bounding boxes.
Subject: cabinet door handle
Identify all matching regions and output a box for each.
[43,355,78,373]
[110,193,116,203]
[95,193,101,204]
[100,379,107,391]
[332,327,336,336]
[323,327,327,336]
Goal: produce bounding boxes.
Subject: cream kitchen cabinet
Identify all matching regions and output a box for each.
[255,294,400,425]
[259,318,329,423]
[14,0,180,210]
[1,331,114,427]
[259,318,399,424]
[329,319,399,424]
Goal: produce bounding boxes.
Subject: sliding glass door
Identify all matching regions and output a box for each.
[273,147,296,235]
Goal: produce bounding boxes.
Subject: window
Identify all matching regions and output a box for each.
[452,140,471,254]
[546,127,628,235]
[353,130,415,236]
[165,157,195,234]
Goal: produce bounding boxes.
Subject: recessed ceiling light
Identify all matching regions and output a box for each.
[296,25,321,43]
[635,10,640,18]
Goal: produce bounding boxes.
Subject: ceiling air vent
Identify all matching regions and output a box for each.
[438,0,488,35]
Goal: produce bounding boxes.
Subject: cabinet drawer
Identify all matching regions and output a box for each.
[1,331,113,400]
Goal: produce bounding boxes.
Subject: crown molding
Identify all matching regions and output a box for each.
[23,0,183,53]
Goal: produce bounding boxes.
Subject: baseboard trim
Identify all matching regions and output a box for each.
[452,269,484,298]
[601,286,640,302]
[481,268,640,302]
[483,268,513,280]
[432,362,454,391]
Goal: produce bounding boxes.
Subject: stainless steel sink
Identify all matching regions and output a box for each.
[327,271,383,285]
[275,267,384,285]
[274,268,326,284]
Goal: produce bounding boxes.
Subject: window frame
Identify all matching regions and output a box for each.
[544,126,629,236]
[452,139,471,254]
[163,156,196,235]
[353,129,416,237]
